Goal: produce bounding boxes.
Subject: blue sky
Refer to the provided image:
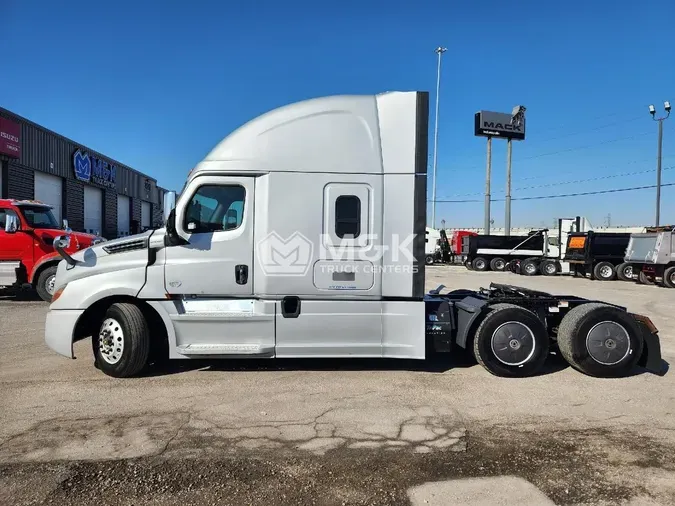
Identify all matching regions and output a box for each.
[1,0,674,228]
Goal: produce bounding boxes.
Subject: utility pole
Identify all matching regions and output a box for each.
[431,46,447,229]
[649,101,671,227]
[484,137,492,235]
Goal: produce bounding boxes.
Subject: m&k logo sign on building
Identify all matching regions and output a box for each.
[73,149,117,189]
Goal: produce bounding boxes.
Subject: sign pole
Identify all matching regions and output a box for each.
[485,136,492,235]
[505,138,512,236]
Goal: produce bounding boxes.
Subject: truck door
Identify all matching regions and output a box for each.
[163,176,275,356]
[165,176,254,297]
[0,207,34,285]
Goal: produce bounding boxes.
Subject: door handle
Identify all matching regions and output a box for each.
[235,265,248,285]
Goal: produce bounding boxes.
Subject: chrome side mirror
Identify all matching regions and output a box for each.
[54,235,77,266]
[4,214,18,234]
[163,191,176,224]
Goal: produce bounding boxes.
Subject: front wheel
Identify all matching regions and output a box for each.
[473,304,550,377]
[540,259,559,276]
[36,265,58,302]
[557,303,643,377]
[425,254,435,266]
[93,303,150,378]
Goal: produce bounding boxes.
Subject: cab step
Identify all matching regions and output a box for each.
[176,343,274,356]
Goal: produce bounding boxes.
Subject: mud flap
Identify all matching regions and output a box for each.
[636,322,666,376]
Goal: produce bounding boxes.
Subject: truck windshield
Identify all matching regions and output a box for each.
[19,206,60,229]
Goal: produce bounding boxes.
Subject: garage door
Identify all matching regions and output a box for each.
[34,172,62,223]
[117,195,130,237]
[141,201,151,231]
[84,186,103,235]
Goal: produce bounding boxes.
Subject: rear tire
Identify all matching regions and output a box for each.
[637,271,654,285]
[616,262,634,282]
[663,266,675,288]
[473,304,549,377]
[540,259,559,276]
[472,257,489,271]
[521,258,539,276]
[490,257,506,271]
[93,303,150,378]
[36,265,58,302]
[425,254,435,266]
[465,259,473,270]
[557,303,643,377]
[593,261,616,281]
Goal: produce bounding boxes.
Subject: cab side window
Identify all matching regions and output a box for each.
[0,209,18,231]
[184,185,245,233]
[335,195,361,238]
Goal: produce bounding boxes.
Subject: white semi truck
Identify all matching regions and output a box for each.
[44,91,662,379]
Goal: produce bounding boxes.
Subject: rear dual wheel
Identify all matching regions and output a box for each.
[616,262,634,282]
[557,303,643,377]
[593,261,616,281]
[473,304,550,377]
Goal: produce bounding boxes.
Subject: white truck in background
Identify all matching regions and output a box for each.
[43,92,663,379]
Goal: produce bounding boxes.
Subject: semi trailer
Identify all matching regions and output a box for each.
[624,226,675,286]
[44,91,663,379]
[563,231,632,281]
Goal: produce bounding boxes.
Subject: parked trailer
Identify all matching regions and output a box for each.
[624,226,675,287]
[563,231,632,281]
[462,230,550,273]
[44,91,663,379]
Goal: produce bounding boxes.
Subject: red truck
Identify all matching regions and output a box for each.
[0,199,104,301]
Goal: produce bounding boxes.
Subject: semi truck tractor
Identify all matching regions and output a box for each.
[44,91,663,379]
[0,199,103,301]
[623,226,675,286]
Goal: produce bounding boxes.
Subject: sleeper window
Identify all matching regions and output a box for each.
[335,195,361,238]
[184,185,245,233]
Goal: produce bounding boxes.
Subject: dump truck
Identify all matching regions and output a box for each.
[43,91,663,379]
[563,231,632,281]
[624,226,675,286]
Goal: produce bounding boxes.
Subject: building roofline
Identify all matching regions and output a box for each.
[0,106,157,183]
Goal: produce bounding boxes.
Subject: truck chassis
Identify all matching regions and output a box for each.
[425,283,663,378]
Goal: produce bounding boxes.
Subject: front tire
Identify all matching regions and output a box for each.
[593,261,616,281]
[36,266,58,302]
[93,303,150,378]
[473,304,549,377]
[540,259,559,276]
[557,303,643,377]
[425,254,435,266]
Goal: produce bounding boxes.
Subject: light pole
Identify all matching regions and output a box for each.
[649,101,671,227]
[431,46,447,229]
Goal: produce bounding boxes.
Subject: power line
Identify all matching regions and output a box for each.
[432,182,675,203]
[437,165,675,198]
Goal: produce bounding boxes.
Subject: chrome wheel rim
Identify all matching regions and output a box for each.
[586,321,630,365]
[495,260,505,270]
[475,260,486,270]
[599,265,613,278]
[544,263,556,274]
[624,265,633,278]
[525,263,536,274]
[46,275,56,295]
[99,318,124,365]
[491,321,536,366]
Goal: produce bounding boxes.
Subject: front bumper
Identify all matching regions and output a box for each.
[45,309,84,358]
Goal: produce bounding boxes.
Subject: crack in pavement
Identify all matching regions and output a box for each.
[0,404,465,463]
